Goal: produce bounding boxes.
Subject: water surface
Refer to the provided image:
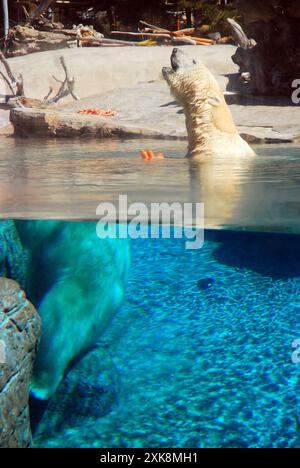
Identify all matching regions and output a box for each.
[1,137,300,232]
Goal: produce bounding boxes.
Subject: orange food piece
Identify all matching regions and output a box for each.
[139,150,165,161]
[78,108,117,116]
[146,149,155,160]
[155,151,165,159]
[140,150,149,160]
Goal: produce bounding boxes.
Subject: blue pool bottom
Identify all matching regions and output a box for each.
[32,229,300,448]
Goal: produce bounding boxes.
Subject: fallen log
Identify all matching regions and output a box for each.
[188,36,214,45]
[139,20,170,33]
[171,28,195,37]
[4,25,76,57]
[171,36,197,45]
[78,37,138,47]
[78,40,130,47]
[110,31,171,39]
[138,21,196,38]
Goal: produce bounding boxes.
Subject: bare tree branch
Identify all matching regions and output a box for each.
[0,50,24,96]
[46,56,79,103]
[43,87,53,100]
[0,55,78,109]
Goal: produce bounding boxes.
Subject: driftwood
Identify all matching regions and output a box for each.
[0,54,79,110]
[138,20,170,33]
[138,21,196,38]
[227,18,256,50]
[4,25,76,58]
[0,50,24,97]
[112,22,212,46]
[27,0,56,25]
[111,31,172,39]
[77,37,138,47]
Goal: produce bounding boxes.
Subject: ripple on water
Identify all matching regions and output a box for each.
[33,231,300,448]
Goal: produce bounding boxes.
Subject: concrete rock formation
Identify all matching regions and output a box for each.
[0,278,41,448]
[33,347,119,443]
[233,0,300,95]
[0,221,26,289]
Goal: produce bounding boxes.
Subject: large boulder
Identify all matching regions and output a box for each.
[234,0,300,96]
[0,278,41,447]
[0,221,26,289]
[32,347,119,446]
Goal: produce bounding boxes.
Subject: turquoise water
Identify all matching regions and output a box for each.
[23,223,300,448]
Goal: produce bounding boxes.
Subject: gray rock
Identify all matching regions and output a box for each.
[34,347,120,441]
[10,79,300,144]
[0,278,41,448]
[235,0,300,96]
[0,221,27,289]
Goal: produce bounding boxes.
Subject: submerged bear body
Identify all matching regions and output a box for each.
[16,220,130,400]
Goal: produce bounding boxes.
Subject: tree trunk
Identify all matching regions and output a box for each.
[185,9,192,28]
[2,0,9,38]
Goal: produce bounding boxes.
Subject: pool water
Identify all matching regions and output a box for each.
[26,223,300,448]
[1,137,300,233]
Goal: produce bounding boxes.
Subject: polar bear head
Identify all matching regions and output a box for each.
[162,48,224,105]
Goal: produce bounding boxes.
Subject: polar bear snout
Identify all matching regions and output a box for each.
[170,48,198,72]
[162,48,199,82]
[171,48,180,71]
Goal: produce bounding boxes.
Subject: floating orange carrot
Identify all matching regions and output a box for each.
[139,150,165,161]
[146,149,155,159]
[140,150,150,160]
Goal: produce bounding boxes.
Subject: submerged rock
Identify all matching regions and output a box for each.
[197,278,215,291]
[33,347,120,441]
[0,278,41,448]
[0,220,26,289]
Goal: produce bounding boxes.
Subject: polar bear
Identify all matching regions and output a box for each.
[16,220,130,400]
[162,48,255,159]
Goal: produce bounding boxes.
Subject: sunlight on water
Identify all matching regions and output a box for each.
[0,138,300,233]
[14,221,299,448]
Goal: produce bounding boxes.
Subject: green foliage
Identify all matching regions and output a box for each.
[178,1,238,30]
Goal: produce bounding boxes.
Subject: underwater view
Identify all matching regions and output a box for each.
[1,0,300,453]
[2,220,299,448]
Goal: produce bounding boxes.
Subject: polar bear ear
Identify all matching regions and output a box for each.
[207,91,222,107]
